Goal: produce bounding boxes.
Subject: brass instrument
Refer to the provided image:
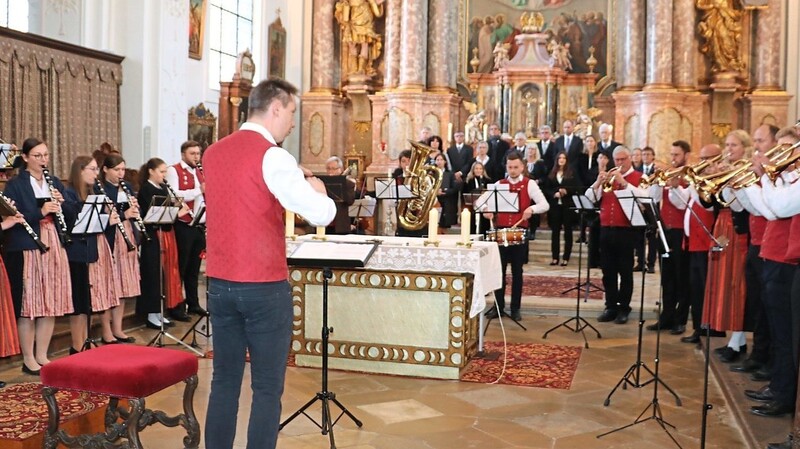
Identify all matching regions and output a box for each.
[693,159,751,203]
[683,153,724,187]
[41,167,71,246]
[119,180,150,241]
[94,179,136,251]
[396,140,443,231]
[0,191,49,252]
[600,166,621,192]
[0,143,19,168]
[764,149,800,182]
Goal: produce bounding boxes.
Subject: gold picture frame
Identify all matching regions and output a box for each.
[268,15,286,78]
[189,0,207,60]
[188,103,217,150]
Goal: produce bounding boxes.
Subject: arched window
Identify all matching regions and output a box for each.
[0,0,28,32]
[208,0,253,90]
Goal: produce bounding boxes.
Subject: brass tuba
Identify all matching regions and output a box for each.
[396,140,444,231]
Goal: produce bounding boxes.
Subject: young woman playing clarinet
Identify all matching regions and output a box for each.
[3,138,77,375]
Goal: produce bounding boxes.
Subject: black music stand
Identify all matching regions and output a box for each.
[144,195,204,357]
[281,240,378,449]
[543,194,602,348]
[348,197,376,234]
[375,177,417,236]
[474,186,526,332]
[180,196,210,346]
[603,192,680,407]
[71,195,109,351]
[561,195,604,298]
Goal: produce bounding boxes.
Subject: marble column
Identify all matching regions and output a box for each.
[398,0,428,90]
[753,0,782,90]
[672,0,696,91]
[616,0,645,90]
[427,0,457,92]
[645,0,672,89]
[383,0,402,89]
[310,0,337,93]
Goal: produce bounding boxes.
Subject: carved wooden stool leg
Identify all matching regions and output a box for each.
[104,396,120,430]
[182,375,201,448]
[126,398,146,449]
[42,386,61,449]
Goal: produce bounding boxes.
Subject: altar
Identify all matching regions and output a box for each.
[286,234,502,380]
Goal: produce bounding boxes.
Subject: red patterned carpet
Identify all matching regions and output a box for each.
[460,341,582,390]
[0,382,108,441]
[509,275,604,300]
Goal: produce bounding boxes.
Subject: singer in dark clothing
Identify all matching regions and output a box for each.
[542,152,581,266]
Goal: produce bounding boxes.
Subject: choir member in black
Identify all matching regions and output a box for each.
[434,153,461,232]
[137,158,189,329]
[462,161,491,234]
[63,156,120,353]
[166,141,209,318]
[486,124,510,181]
[98,154,140,343]
[472,141,497,182]
[323,156,356,234]
[425,135,444,165]
[446,131,474,182]
[4,138,76,375]
[543,152,580,266]
[0,211,24,387]
[526,146,548,241]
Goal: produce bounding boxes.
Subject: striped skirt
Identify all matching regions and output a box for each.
[89,237,120,312]
[21,220,73,318]
[0,255,21,357]
[114,221,141,297]
[702,209,748,331]
[159,229,183,309]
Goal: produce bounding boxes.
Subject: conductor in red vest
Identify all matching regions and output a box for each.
[483,152,549,322]
[202,78,336,449]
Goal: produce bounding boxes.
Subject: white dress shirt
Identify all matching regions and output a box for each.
[239,122,336,226]
[491,175,549,215]
[761,171,800,218]
[165,160,203,202]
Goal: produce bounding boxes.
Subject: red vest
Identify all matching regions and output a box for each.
[496,177,532,228]
[786,215,800,264]
[760,218,793,264]
[203,130,287,282]
[661,186,684,230]
[687,202,715,252]
[173,163,204,224]
[749,215,768,247]
[599,170,643,227]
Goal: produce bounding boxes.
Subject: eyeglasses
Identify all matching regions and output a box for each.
[84,166,100,172]
[29,153,49,159]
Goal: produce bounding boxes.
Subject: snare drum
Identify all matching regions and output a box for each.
[486,227,527,247]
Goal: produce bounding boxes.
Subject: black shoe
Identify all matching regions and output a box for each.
[681,332,700,344]
[22,363,40,376]
[731,358,763,373]
[767,435,793,449]
[670,325,686,335]
[162,317,176,328]
[614,311,630,324]
[633,265,644,272]
[168,309,192,322]
[719,346,746,363]
[549,259,559,266]
[597,309,617,322]
[510,310,522,321]
[560,259,569,267]
[485,308,502,319]
[145,319,162,330]
[646,321,670,331]
[69,347,80,355]
[751,401,794,417]
[744,386,774,402]
[713,345,728,356]
[101,338,120,345]
[751,368,772,382]
[647,266,656,274]
[706,329,726,338]
[113,335,136,343]
[187,306,209,317]
[0,380,5,388]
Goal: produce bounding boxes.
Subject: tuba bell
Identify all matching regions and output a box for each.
[396,140,444,231]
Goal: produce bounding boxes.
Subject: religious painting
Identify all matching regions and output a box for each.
[268,16,286,78]
[189,0,207,60]
[188,103,217,150]
[464,0,610,77]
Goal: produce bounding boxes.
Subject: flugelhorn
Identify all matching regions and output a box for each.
[600,166,621,192]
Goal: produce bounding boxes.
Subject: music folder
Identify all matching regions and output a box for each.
[348,197,376,219]
[475,183,519,213]
[143,195,180,225]
[73,194,110,235]
[287,240,378,268]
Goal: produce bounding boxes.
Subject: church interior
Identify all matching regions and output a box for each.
[1,0,800,448]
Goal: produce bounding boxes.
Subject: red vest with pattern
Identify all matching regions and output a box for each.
[749,215,768,247]
[785,215,800,264]
[760,218,793,264]
[599,170,643,227]
[203,130,287,282]
[173,163,204,224]
[496,177,531,228]
[687,202,715,252]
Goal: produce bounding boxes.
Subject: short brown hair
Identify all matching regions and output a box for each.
[672,140,691,153]
[181,140,201,153]
[248,78,298,116]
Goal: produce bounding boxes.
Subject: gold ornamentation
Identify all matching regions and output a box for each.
[334,0,384,79]
[470,48,480,73]
[353,121,370,134]
[697,0,745,73]
[711,123,732,139]
[520,11,544,33]
[587,46,598,74]
[229,97,242,107]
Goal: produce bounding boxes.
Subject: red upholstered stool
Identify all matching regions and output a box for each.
[40,345,200,449]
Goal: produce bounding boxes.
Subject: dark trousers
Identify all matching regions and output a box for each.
[549,206,573,261]
[599,227,636,313]
[791,267,800,369]
[588,215,601,268]
[682,251,708,331]
[205,278,293,449]
[635,230,658,269]
[745,244,770,365]
[174,222,206,309]
[761,260,797,408]
[495,242,527,313]
[137,230,162,315]
[657,229,688,327]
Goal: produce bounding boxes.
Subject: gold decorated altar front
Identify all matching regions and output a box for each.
[286,235,502,379]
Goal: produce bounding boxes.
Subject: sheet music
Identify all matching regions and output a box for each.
[288,241,377,267]
[143,206,179,224]
[474,189,519,213]
[375,178,415,199]
[349,197,377,218]
[73,201,109,234]
[192,194,207,224]
[613,192,647,227]
[572,195,596,209]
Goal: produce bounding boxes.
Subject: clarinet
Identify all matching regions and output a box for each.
[163,180,195,221]
[0,192,49,253]
[94,180,136,251]
[118,180,150,241]
[41,167,71,246]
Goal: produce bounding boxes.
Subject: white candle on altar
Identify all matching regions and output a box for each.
[482,124,488,141]
[285,211,295,237]
[316,226,326,238]
[461,208,471,244]
[428,209,439,241]
[388,168,393,178]
[447,122,453,142]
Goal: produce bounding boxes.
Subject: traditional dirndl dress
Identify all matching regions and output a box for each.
[21,219,73,318]
[702,209,748,331]
[158,229,183,308]
[114,220,141,297]
[89,237,120,312]
[0,255,21,357]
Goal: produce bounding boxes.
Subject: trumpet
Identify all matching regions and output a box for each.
[601,166,622,192]
[693,159,752,203]
[763,141,800,182]
[94,180,136,252]
[41,167,71,247]
[683,153,724,187]
[710,141,800,190]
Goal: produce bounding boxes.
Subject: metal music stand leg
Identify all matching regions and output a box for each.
[280,268,362,449]
[482,304,527,337]
[180,274,212,348]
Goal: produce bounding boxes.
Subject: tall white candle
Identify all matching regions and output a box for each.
[447,122,453,142]
[428,208,439,241]
[285,211,295,237]
[461,208,471,244]
[482,124,488,141]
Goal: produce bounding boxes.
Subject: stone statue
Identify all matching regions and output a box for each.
[334,0,385,78]
[465,110,486,145]
[697,0,744,73]
[547,40,572,71]
[493,42,510,69]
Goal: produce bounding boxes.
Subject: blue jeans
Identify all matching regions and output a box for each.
[204,278,292,449]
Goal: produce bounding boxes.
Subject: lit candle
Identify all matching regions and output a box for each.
[482,124,488,141]
[316,226,326,238]
[447,122,453,141]
[285,211,295,237]
[388,168,393,178]
[428,208,439,241]
[461,208,471,244]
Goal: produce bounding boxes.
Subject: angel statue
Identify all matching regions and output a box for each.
[334,0,385,78]
[465,109,486,145]
[493,42,510,69]
[571,107,602,140]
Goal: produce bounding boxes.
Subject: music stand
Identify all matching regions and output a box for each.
[180,195,210,346]
[375,177,416,236]
[281,240,378,449]
[72,195,110,351]
[348,197,376,234]
[603,192,680,406]
[561,195,604,297]
[542,194,602,348]
[144,195,204,357]
[474,185,526,332]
